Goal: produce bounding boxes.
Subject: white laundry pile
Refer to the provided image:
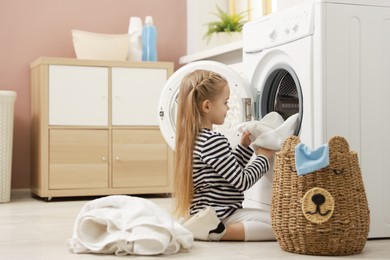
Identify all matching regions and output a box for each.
[67,195,193,256]
[237,112,300,150]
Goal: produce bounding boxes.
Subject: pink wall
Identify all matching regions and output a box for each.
[0,0,187,189]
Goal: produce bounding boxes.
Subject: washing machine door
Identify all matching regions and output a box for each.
[242,52,304,211]
[158,60,252,151]
[251,57,303,135]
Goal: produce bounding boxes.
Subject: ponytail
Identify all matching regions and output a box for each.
[173,70,228,218]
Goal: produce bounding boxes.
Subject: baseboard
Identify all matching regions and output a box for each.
[11,188,31,198]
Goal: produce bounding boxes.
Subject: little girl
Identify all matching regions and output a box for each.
[174,69,275,241]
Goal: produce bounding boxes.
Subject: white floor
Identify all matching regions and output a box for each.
[1,191,389,260]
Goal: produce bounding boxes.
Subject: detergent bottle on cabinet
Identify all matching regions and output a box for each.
[142,16,157,61]
[127,16,143,61]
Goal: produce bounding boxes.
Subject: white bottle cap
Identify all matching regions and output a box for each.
[145,16,153,25]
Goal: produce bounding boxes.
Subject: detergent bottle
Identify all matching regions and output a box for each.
[127,16,143,61]
[142,16,157,61]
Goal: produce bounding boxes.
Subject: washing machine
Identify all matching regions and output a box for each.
[244,0,390,238]
[158,0,390,238]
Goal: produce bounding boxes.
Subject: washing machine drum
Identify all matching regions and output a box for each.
[260,68,302,121]
[158,60,252,151]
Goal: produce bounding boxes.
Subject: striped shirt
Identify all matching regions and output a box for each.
[190,128,270,219]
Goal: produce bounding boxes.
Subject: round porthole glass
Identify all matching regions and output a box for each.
[259,66,303,135]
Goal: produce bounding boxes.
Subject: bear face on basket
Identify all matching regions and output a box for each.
[271,136,370,256]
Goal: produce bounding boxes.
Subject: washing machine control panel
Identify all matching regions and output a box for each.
[243,2,315,53]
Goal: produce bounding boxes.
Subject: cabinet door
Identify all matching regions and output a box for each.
[49,129,109,189]
[49,65,109,126]
[111,67,167,126]
[112,129,169,188]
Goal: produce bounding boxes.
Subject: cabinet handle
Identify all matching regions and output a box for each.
[115,156,120,161]
[102,157,107,161]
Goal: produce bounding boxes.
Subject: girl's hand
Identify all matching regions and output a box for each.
[240,132,252,148]
[255,146,275,161]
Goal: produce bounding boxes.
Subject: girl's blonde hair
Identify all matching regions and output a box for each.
[174,69,228,218]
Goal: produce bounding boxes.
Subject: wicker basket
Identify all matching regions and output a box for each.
[271,136,370,256]
[0,91,17,203]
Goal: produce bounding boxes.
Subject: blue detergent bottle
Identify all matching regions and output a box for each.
[142,16,157,61]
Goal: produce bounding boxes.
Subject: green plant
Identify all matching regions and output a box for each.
[204,5,247,43]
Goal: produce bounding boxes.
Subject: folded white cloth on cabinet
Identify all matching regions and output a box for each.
[67,195,193,256]
[237,112,299,150]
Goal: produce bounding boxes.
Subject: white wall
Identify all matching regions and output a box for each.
[277,0,306,10]
[186,0,273,54]
[186,0,228,54]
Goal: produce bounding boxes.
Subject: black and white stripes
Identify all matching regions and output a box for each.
[190,128,269,219]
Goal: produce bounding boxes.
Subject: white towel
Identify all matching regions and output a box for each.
[67,195,193,256]
[237,112,299,150]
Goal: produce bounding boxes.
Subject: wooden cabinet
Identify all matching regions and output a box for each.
[30,57,174,199]
[111,67,167,126]
[48,65,109,126]
[112,129,170,188]
[49,129,109,190]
